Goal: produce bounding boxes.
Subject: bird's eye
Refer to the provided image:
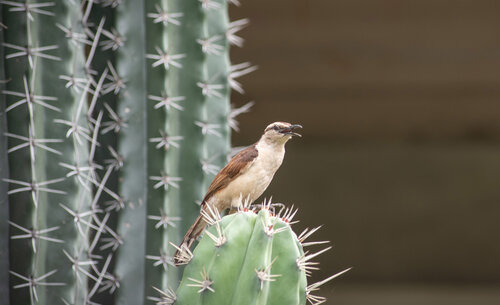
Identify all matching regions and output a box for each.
[273,125,279,130]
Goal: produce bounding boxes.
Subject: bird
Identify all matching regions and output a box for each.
[173,121,302,265]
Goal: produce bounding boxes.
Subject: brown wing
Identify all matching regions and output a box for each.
[201,143,258,205]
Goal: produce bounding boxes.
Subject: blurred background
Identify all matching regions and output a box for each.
[230,0,500,304]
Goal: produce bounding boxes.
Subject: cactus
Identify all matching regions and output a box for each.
[2,1,98,304]
[173,203,349,305]
[1,0,252,304]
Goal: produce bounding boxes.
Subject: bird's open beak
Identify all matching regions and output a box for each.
[280,124,303,137]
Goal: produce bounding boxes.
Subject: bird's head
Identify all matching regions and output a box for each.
[262,122,302,144]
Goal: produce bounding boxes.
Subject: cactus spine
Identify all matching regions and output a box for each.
[166,0,231,237]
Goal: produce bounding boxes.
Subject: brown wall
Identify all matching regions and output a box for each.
[229,0,500,290]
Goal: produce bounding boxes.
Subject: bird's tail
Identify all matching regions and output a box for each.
[173,212,207,265]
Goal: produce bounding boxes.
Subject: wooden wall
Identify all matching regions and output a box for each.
[229,0,500,287]
[230,0,500,142]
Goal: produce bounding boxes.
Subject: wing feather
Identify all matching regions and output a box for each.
[201,143,258,205]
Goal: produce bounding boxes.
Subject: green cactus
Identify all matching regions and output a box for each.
[1,0,98,304]
[173,205,349,305]
[165,0,231,237]
[2,0,252,304]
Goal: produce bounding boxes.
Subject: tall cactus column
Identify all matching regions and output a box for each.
[1,0,253,304]
[2,1,96,304]
[167,0,232,240]
[110,0,149,304]
[144,0,185,298]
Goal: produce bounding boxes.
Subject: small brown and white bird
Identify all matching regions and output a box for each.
[174,122,302,264]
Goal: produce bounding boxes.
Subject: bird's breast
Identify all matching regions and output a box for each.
[216,144,285,208]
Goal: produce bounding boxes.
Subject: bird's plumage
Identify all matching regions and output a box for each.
[201,144,258,207]
[174,122,301,265]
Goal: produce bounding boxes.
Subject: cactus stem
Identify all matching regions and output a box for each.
[187,268,214,293]
[149,286,176,305]
[147,4,183,26]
